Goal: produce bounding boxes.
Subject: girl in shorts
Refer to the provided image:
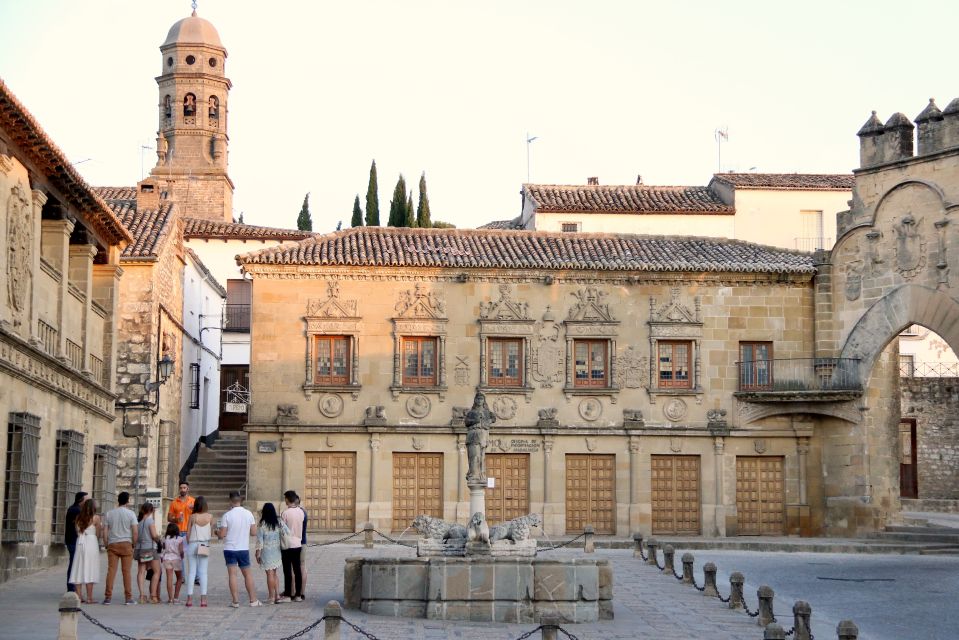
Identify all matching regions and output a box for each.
[161,523,185,603]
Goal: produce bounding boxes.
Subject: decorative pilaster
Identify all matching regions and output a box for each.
[714,435,725,536]
[68,244,97,375]
[280,437,293,493]
[797,436,810,505]
[369,434,380,520]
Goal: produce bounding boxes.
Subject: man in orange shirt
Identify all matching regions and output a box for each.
[168,481,195,537]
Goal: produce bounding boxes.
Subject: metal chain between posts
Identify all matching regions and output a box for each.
[79,609,138,640]
[537,532,586,552]
[740,594,760,618]
[511,625,545,640]
[558,626,582,640]
[717,590,731,603]
[340,615,383,639]
[373,529,417,548]
[672,564,684,581]
[639,545,649,561]
[308,530,364,547]
[692,574,706,592]
[653,549,665,570]
[278,616,329,640]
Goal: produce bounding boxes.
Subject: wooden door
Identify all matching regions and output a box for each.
[899,419,918,499]
[304,452,355,532]
[736,456,784,535]
[218,365,249,431]
[392,453,443,531]
[486,454,530,525]
[651,455,701,535]
[565,454,616,534]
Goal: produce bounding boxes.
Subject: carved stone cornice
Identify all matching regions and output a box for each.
[0,328,116,420]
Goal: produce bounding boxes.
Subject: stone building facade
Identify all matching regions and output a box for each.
[238,228,825,537]
[0,80,131,581]
[900,377,959,501]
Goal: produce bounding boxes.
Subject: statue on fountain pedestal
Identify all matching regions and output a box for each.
[465,392,495,484]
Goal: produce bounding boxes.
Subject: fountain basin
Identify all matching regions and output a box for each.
[344,556,613,623]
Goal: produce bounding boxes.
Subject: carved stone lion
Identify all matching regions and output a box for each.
[467,512,490,545]
[412,515,467,541]
[489,513,543,544]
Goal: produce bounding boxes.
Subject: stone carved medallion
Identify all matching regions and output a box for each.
[412,436,425,451]
[844,259,864,301]
[585,437,598,452]
[892,214,927,279]
[615,346,649,389]
[454,356,470,386]
[669,436,682,453]
[754,439,767,454]
[578,397,602,421]
[6,181,32,325]
[491,396,517,420]
[663,398,688,422]
[318,394,344,418]
[325,435,335,448]
[530,307,564,388]
[406,394,431,419]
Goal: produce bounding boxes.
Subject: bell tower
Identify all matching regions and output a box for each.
[152,9,233,222]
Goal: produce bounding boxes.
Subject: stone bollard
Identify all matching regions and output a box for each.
[363,522,374,549]
[757,585,775,627]
[728,572,745,610]
[584,525,595,553]
[837,620,859,640]
[58,592,81,640]
[632,532,644,558]
[343,558,364,609]
[763,623,786,640]
[793,600,812,640]
[702,562,719,597]
[324,600,342,640]
[540,614,560,640]
[645,538,659,566]
[681,553,695,584]
[662,545,675,575]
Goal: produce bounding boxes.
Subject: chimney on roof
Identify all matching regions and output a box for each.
[136,177,161,211]
[636,174,643,185]
[587,177,599,185]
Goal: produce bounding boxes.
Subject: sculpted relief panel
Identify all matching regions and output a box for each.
[6,179,33,331]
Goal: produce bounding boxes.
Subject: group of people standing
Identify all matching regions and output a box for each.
[65,482,308,608]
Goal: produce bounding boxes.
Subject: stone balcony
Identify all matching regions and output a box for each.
[733,358,863,402]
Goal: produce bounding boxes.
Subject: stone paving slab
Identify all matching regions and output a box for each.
[0,543,768,640]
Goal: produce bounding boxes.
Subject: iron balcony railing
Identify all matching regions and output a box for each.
[224,304,251,332]
[735,358,862,393]
[900,361,959,378]
[794,237,833,252]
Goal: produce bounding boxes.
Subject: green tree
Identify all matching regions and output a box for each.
[365,160,380,226]
[431,220,456,228]
[416,172,432,228]
[296,192,312,231]
[388,174,408,227]
[351,195,363,227]
[238,212,244,224]
[405,191,416,227]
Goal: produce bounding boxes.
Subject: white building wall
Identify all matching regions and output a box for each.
[731,190,849,251]
[529,211,735,237]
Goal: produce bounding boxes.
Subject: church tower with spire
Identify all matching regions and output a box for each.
[151,8,233,222]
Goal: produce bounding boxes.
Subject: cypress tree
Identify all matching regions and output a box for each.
[388,174,408,227]
[351,195,363,227]
[365,160,380,226]
[416,172,432,228]
[296,193,312,231]
[405,191,416,228]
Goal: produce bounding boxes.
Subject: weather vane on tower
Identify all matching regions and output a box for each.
[191,0,198,13]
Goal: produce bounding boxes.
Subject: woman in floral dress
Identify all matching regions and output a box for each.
[255,502,289,605]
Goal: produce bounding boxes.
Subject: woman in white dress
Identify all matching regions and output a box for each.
[69,499,100,604]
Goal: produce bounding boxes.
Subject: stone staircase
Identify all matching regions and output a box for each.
[184,433,248,516]
[870,522,959,554]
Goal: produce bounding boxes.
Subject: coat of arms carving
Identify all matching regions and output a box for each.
[479,285,530,320]
[395,284,446,319]
[614,346,649,389]
[530,307,563,388]
[892,214,927,279]
[844,259,864,301]
[651,288,700,323]
[306,281,358,317]
[6,181,32,327]
[568,287,614,321]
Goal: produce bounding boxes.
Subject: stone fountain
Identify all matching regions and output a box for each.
[344,393,613,623]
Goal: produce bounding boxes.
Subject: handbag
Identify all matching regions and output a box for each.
[191,521,211,556]
[279,524,291,551]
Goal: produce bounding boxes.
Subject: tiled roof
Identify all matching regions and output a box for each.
[477,218,523,230]
[237,227,814,275]
[185,248,227,298]
[0,79,132,247]
[183,217,315,241]
[100,198,177,259]
[524,184,733,214]
[710,173,854,190]
[95,186,137,202]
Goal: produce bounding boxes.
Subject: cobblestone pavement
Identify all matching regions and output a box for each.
[0,543,769,640]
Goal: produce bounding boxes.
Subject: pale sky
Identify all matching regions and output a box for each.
[1,0,956,231]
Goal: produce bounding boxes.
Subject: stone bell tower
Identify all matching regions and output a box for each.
[151,9,233,222]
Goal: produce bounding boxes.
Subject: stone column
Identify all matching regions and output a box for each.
[713,435,725,536]
[543,436,554,533]
[280,436,293,494]
[68,244,97,375]
[368,434,380,522]
[40,218,74,358]
[92,264,123,390]
[628,436,641,531]
[456,435,465,503]
[797,436,810,505]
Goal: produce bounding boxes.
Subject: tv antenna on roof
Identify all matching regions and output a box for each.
[714,127,728,173]
[526,132,538,183]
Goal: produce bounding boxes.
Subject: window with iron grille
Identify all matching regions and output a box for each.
[92,445,118,515]
[51,430,85,543]
[189,363,201,409]
[561,222,581,233]
[3,413,41,543]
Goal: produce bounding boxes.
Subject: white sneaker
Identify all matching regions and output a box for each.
[249,600,262,607]
[229,601,239,609]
